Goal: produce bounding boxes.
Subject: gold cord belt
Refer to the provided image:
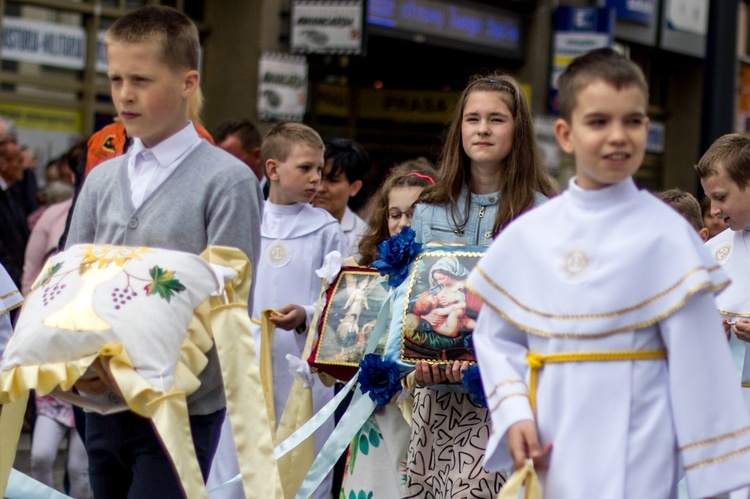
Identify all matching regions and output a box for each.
[526,350,667,415]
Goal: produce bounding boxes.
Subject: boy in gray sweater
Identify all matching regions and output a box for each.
[66,6,262,498]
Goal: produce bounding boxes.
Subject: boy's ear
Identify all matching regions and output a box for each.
[349,179,363,198]
[699,227,710,242]
[266,159,279,181]
[554,118,575,155]
[182,69,199,98]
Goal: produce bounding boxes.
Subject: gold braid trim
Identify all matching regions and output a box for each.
[473,264,724,321]
[489,392,529,415]
[485,378,525,401]
[0,301,22,317]
[684,444,750,471]
[467,281,723,339]
[679,426,750,452]
[0,290,19,300]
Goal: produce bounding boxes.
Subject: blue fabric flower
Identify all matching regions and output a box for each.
[359,354,402,406]
[461,365,487,408]
[372,226,422,288]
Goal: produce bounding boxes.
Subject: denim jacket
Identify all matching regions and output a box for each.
[411,187,547,246]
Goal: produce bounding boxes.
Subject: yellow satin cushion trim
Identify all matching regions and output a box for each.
[104,344,207,498]
[0,351,102,404]
[498,459,542,499]
[201,246,283,499]
[0,391,29,495]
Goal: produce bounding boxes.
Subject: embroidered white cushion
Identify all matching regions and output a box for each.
[1,244,231,393]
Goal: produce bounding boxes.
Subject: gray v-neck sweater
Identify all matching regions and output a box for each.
[67,141,263,415]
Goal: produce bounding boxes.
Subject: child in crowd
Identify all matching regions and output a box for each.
[66,7,263,498]
[340,160,435,498]
[698,134,750,399]
[209,122,346,499]
[701,193,727,239]
[313,138,370,260]
[469,48,750,498]
[657,188,709,241]
[402,73,555,498]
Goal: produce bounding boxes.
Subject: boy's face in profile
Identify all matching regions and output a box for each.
[107,40,198,149]
[701,168,750,231]
[266,143,324,205]
[555,79,649,190]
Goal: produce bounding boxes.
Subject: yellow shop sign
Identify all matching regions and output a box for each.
[356,88,460,123]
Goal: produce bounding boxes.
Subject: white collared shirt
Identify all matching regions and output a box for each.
[0,176,8,191]
[127,122,201,209]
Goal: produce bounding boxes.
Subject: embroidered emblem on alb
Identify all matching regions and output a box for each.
[715,244,731,265]
[564,250,588,275]
[557,247,592,284]
[265,240,292,268]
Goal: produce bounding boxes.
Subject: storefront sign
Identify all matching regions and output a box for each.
[314,82,351,118]
[366,0,521,58]
[666,0,708,36]
[660,0,708,57]
[257,52,309,122]
[1,17,86,69]
[356,88,459,123]
[291,1,363,54]
[549,6,614,113]
[606,0,657,26]
[0,102,82,180]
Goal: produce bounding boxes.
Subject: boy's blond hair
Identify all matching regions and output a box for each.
[695,134,750,190]
[105,5,199,72]
[557,47,648,122]
[657,188,704,232]
[261,122,324,166]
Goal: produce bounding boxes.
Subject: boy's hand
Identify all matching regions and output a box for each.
[507,420,552,471]
[75,358,123,397]
[733,319,750,343]
[269,304,307,331]
[722,318,734,341]
[444,360,470,383]
[415,360,448,387]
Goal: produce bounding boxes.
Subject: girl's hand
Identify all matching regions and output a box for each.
[733,319,750,343]
[415,360,447,387]
[444,360,469,383]
[507,420,552,471]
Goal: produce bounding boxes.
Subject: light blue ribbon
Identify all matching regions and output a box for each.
[274,373,359,460]
[5,469,71,498]
[295,392,377,499]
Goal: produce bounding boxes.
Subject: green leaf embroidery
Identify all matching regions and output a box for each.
[358,433,370,456]
[41,262,62,287]
[144,266,186,302]
[368,427,380,448]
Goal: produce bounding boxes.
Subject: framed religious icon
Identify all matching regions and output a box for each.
[309,267,390,380]
[400,247,486,365]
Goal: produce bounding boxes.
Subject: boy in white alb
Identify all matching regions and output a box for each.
[467,48,750,498]
[208,122,346,499]
[698,134,750,401]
